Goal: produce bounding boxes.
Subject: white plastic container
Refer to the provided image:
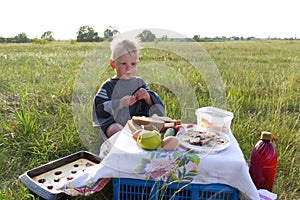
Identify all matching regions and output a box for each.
[195,107,234,132]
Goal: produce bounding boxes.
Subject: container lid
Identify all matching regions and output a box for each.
[261,131,272,140]
[195,107,234,119]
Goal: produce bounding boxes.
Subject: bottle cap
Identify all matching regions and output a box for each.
[261,131,272,140]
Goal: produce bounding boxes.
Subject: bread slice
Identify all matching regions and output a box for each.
[127,118,163,133]
[130,115,182,133]
[131,116,153,125]
[127,120,142,133]
[150,114,182,126]
[131,116,164,132]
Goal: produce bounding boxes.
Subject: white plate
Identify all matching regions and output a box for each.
[176,129,231,154]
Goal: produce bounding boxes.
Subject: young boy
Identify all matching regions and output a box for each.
[93,39,165,138]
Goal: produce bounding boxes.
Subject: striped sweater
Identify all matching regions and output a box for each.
[94,77,165,134]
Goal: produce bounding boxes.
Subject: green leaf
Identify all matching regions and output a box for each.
[182,175,194,180]
[134,165,146,173]
[170,173,178,181]
[141,158,150,165]
[186,153,200,165]
[177,169,183,179]
[176,159,186,167]
[182,166,186,175]
[187,169,199,175]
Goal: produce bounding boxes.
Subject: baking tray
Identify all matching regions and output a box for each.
[19,151,101,200]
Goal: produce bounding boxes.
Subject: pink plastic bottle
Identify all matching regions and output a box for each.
[249,131,277,191]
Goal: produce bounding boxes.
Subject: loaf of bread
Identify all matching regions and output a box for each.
[127,115,182,133]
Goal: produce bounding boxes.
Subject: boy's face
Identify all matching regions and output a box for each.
[111,53,138,80]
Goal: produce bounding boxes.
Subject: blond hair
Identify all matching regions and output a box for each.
[110,38,140,61]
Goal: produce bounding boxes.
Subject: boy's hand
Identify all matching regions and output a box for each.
[119,95,137,109]
[134,88,153,105]
[134,88,148,100]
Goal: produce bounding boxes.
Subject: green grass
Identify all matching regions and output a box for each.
[0,40,299,199]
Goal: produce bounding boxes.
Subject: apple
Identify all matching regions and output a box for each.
[174,125,184,133]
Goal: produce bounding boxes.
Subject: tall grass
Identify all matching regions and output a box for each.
[204,41,300,199]
[0,40,299,199]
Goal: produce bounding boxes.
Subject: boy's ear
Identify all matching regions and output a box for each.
[109,59,115,69]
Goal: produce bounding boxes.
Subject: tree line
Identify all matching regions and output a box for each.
[0,25,297,43]
[0,26,161,43]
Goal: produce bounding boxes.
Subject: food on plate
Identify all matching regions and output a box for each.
[177,130,229,148]
[137,130,161,150]
[161,136,179,151]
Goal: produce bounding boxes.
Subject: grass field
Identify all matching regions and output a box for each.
[0,40,299,199]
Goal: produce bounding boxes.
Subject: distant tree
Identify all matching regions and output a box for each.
[76,25,101,42]
[32,38,47,44]
[161,35,168,40]
[138,30,156,42]
[41,31,55,41]
[104,26,119,41]
[193,35,200,42]
[14,33,30,43]
[231,36,239,40]
[247,36,255,40]
[0,37,6,43]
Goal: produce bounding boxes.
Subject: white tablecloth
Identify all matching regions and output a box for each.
[59,125,260,199]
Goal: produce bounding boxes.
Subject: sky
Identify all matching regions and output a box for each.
[1,0,299,40]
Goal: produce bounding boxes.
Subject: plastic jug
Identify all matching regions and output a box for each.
[249,131,277,192]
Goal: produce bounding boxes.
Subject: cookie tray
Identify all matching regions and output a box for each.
[19,151,101,200]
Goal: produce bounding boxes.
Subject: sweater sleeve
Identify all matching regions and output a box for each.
[147,90,165,116]
[94,85,116,133]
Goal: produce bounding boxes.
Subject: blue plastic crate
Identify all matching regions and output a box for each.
[112,178,239,200]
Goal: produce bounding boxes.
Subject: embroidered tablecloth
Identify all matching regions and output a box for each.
[58,125,260,199]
